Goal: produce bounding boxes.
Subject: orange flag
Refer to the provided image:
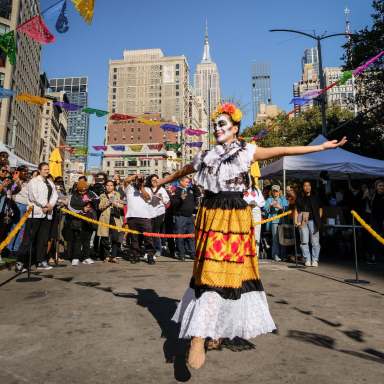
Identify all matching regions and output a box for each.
[71,0,95,24]
[16,93,50,106]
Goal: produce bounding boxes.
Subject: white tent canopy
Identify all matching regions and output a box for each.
[0,143,38,170]
[260,135,384,180]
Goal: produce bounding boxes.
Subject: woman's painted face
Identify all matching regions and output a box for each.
[214,114,236,144]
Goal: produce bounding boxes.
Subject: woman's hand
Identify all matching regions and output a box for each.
[321,136,347,150]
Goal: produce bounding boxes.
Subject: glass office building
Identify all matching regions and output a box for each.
[49,77,89,164]
[302,48,319,77]
[251,62,272,122]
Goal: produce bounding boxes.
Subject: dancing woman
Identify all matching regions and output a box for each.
[158,103,346,369]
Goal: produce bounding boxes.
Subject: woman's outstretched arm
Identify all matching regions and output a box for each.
[157,164,195,186]
[253,137,347,161]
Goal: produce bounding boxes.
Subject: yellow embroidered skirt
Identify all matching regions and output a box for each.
[172,191,275,339]
[191,191,263,299]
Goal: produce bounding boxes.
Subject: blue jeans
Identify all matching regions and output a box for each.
[299,220,320,262]
[7,202,28,253]
[174,216,195,257]
[271,223,285,260]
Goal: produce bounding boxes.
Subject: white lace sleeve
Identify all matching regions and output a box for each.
[245,143,257,166]
[192,150,204,171]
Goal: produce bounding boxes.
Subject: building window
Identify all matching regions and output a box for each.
[115,161,124,167]
[131,128,134,132]
[0,23,10,35]
[107,161,110,167]
[0,73,4,87]
[137,136,140,140]
[0,1,12,19]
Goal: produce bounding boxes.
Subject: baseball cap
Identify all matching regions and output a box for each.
[271,185,281,192]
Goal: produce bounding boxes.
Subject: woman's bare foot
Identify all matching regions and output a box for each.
[188,337,206,369]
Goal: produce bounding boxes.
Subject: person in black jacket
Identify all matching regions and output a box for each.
[171,176,200,261]
[68,180,98,266]
[369,179,384,263]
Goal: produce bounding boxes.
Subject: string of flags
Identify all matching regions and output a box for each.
[0,0,95,66]
[289,50,384,108]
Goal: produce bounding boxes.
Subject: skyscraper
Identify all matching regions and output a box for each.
[194,21,221,129]
[49,77,89,164]
[251,62,272,122]
[302,47,319,77]
[0,0,42,164]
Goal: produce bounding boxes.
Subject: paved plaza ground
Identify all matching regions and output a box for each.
[0,257,383,384]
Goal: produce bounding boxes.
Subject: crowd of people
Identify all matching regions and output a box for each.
[0,149,383,272]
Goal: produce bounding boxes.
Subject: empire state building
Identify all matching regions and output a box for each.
[194,22,221,126]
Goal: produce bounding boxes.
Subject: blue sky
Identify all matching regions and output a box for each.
[41,0,373,167]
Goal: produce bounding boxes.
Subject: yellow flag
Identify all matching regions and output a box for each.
[16,93,49,106]
[71,0,95,24]
[137,118,160,126]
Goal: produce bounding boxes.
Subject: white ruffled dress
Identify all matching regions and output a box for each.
[172,141,276,340]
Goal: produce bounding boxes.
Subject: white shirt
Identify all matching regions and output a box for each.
[125,184,152,219]
[27,176,58,219]
[147,186,170,218]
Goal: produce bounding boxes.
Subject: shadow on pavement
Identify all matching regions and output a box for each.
[113,288,192,382]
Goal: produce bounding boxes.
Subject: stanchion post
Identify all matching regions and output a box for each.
[344,215,370,285]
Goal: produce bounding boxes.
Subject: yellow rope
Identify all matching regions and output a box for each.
[0,206,33,252]
[351,210,384,246]
[62,207,292,237]
[61,208,141,235]
[256,210,292,225]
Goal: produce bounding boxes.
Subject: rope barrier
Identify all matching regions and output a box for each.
[351,210,384,246]
[0,206,33,252]
[61,208,292,239]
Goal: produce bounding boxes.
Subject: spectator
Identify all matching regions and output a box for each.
[15,162,58,271]
[0,169,13,258]
[113,174,126,200]
[8,166,29,253]
[172,176,199,261]
[124,174,156,264]
[146,174,170,257]
[263,185,288,261]
[369,179,384,264]
[243,175,265,256]
[89,172,106,258]
[163,172,176,258]
[97,180,124,263]
[294,180,323,267]
[47,177,67,264]
[68,180,98,266]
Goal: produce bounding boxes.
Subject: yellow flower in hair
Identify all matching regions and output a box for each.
[211,102,243,122]
[232,109,242,122]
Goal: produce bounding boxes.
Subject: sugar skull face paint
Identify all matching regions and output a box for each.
[214,114,235,144]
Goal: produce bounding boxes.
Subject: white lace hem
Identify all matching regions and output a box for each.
[172,288,276,340]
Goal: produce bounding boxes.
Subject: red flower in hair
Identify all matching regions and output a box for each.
[221,103,236,115]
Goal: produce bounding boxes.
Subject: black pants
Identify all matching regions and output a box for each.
[164,211,175,256]
[16,218,51,265]
[126,217,155,259]
[151,214,164,253]
[99,236,120,259]
[70,229,93,261]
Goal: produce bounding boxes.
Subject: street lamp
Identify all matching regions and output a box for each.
[269,29,351,136]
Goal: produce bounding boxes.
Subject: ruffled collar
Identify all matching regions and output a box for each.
[203,140,244,167]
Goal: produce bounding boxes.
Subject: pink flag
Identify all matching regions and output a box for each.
[17,15,55,44]
[353,50,384,76]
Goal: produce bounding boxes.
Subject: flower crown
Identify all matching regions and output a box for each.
[211,102,243,123]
